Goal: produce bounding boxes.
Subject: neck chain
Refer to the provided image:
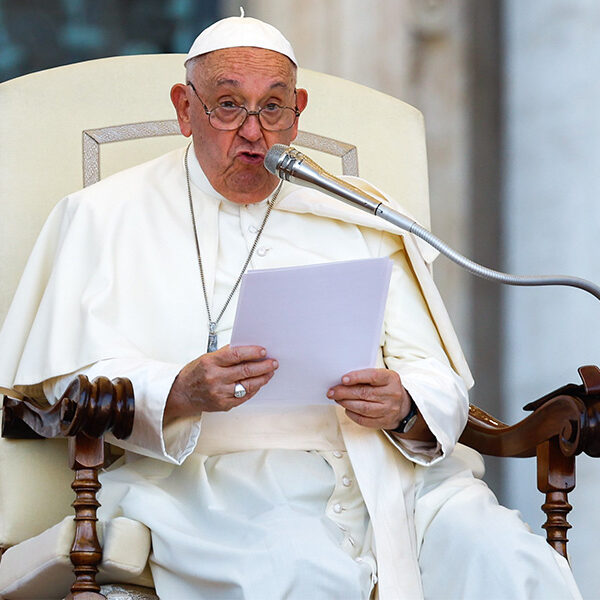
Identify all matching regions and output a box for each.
[185,144,283,353]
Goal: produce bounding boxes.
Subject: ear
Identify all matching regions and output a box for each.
[296,88,308,113]
[170,83,192,138]
[289,88,308,141]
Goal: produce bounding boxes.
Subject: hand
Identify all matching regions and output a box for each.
[327,368,411,430]
[165,345,278,422]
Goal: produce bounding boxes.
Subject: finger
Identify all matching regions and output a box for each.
[229,371,275,402]
[334,399,387,418]
[213,344,268,366]
[327,383,383,402]
[223,358,279,384]
[344,409,389,429]
[203,371,276,412]
[339,368,395,387]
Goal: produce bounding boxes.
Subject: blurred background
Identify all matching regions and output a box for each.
[1,0,599,596]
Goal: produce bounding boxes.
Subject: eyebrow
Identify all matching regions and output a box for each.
[215,78,240,87]
[214,78,291,91]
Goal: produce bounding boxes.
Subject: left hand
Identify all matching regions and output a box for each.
[327,368,411,430]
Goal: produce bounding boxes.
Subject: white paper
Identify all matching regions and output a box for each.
[230,257,393,406]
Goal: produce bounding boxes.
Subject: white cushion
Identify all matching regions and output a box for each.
[0,516,153,599]
[0,435,73,547]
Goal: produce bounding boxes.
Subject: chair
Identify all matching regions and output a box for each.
[0,54,597,599]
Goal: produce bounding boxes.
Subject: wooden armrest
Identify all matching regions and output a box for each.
[459,364,600,459]
[2,375,134,441]
[458,364,600,559]
[1,376,135,600]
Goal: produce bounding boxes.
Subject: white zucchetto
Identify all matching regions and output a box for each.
[185,13,298,66]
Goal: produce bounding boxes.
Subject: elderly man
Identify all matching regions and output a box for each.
[0,14,582,600]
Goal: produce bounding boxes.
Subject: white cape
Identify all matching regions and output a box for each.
[0,147,474,599]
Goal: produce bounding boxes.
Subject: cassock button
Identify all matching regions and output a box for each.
[248,225,259,234]
[333,450,343,458]
[342,476,352,487]
[333,503,343,514]
[256,247,270,257]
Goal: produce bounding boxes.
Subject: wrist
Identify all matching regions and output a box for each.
[390,395,418,434]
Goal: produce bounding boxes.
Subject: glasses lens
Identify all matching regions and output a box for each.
[208,105,297,131]
[210,106,246,130]
[260,106,297,131]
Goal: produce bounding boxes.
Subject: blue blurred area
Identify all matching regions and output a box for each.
[0,0,218,82]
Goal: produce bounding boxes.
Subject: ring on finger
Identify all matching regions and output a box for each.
[233,382,247,398]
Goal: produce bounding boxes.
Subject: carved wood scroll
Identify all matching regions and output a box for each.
[2,375,134,599]
[2,375,134,440]
[460,364,600,559]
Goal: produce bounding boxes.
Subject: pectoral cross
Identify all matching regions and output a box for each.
[207,321,218,353]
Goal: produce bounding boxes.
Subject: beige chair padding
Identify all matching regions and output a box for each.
[0,54,431,594]
[0,433,73,546]
[0,516,152,599]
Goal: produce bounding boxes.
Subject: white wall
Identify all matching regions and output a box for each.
[503,1,600,597]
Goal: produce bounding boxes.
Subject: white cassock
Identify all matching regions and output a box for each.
[0,148,581,599]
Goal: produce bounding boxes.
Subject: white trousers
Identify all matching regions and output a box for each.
[415,445,582,600]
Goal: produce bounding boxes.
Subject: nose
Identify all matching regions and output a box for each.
[237,111,263,142]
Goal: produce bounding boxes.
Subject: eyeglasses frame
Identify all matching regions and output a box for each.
[186,81,300,132]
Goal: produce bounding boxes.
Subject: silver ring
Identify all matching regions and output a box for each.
[233,382,247,398]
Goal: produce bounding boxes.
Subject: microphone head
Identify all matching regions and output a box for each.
[264,144,290,175]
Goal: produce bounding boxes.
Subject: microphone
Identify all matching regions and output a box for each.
[264,144,383,215]
[264,144,600,302]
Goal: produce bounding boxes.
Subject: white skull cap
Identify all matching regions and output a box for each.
[185,13,297,67]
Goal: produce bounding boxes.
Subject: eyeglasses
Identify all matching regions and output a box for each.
[187,82,300,132]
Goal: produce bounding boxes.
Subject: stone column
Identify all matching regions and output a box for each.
[503,1,600,597]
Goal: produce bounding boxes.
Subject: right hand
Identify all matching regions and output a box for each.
[165,345,278,422]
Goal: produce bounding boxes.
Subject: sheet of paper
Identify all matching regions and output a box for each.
[230,257,393,406]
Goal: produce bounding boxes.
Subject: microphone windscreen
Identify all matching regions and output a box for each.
[264,144,289,175]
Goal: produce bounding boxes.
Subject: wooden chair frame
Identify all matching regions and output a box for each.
[459,364,600,558]
[1,377,134,599]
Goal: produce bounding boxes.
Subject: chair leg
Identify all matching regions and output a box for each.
[536,439,575,560]
[541,490,573,558]
[66,433,106,600]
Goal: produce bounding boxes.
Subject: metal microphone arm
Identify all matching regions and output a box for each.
[264,144,600,302]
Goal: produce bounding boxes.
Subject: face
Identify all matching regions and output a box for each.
[171,47,308,204]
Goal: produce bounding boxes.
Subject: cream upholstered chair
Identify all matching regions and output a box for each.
[0,54,430,600]
[2,54,596,600]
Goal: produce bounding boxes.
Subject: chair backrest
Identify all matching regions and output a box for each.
[0,53,430,325]
[0,54,431,548]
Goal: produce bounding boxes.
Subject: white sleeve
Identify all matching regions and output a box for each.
[42,357,201,465]
[380,245,469,466]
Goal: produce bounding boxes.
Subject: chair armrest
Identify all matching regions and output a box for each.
[458,365,600,559]
[2,375,134,441]
[459,397,584,458]
[1,375,135,600]
[459,364,600,460]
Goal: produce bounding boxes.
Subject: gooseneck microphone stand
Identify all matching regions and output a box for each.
[264,144,600,302]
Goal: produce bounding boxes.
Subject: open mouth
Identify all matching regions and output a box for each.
[237,151,265,165]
